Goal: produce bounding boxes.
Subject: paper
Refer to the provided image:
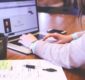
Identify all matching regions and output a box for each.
[0,59,67,80]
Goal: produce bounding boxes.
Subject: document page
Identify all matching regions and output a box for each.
[0,59,67,80]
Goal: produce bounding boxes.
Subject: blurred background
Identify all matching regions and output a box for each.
[37,0,85,34]
[37,0,85,14]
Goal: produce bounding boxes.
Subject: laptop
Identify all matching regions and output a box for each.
[0,0,43,54]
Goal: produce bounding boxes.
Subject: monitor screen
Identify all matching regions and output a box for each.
[0,0,39,38]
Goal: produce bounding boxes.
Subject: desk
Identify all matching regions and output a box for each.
[7,13,85,80]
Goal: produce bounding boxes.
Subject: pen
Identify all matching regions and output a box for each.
[25,64,35,69]
[42,68,57,72]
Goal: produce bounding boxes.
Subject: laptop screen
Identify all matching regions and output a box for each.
[0,0,39,38]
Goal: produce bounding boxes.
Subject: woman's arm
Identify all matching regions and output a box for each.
[71,31,85,40]
[33,34,85,69]
[43,31,85,44]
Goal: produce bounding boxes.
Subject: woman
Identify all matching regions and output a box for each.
[19,31,85,69]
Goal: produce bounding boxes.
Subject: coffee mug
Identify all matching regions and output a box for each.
[0,33,7,59]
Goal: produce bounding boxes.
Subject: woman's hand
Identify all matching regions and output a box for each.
[19,33,37,47]
[43,33,73,44]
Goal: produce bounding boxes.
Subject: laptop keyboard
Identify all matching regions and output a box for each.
[11,40,22,46]
[7,34,45,54]
[34,34,44,39]
[10,34,44,45]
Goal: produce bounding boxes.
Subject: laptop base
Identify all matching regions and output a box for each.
[7,43,32,54]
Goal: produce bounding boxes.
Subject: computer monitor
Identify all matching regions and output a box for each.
[0,0,39,38]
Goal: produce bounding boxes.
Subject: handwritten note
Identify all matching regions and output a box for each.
[0,60,11,70]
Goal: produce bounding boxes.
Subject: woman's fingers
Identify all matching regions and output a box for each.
[43,34,52,40]
[43,33,59,41]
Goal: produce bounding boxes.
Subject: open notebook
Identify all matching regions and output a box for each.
[0,59,67,80]
[0,0,43,54]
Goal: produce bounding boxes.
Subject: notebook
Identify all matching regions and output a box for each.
[0,0,43,54]
[0,59,67,80]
